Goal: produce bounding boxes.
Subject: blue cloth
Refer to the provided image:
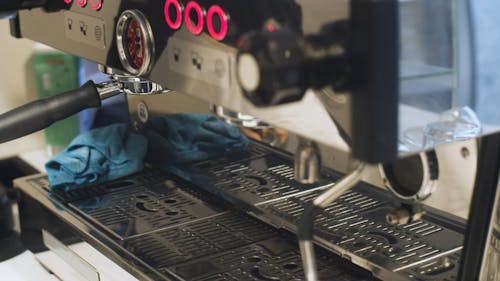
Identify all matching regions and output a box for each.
[143,113,249,167]
[45,114,248,190]
[46,124,147,190]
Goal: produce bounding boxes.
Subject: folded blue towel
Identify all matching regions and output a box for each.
[143,113,249,167]
[45,124,147,190]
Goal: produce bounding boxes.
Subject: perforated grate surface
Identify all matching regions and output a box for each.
[260,187,463,271]
[25,169,374,280]
[45,169,167,203]
[172,142,464,277]
[124,212,277,268]
[179,146,341,205]
[21,143,464,280]
[168,237,372,281]
[401,251,461,281]
[69,180,225,240]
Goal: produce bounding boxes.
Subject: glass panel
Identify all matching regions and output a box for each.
[398,0,500,155]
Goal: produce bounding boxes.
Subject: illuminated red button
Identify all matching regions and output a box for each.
[76,0,87,7]
[207,5,228,41]
[184,1,204,35]
[89,0,102,11]
[164,0,183,30]
[64,0,72,4]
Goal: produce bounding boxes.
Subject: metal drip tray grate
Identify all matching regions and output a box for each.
[18,142,464,281]
[179,146,341,205]
[260,187,463,271]
[124,212,277,268]
[167,237,371,281]
[69,179,225,240]
[19,172,376,281]
[170,142,464,279]
[401,251,461,281]
[47,169,168,203]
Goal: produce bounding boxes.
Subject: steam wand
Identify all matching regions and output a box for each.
[297,162,367,281]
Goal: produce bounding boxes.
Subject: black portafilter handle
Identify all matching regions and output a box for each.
[0,80,122,144]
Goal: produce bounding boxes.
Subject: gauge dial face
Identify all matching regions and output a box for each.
[116,10,155,75]
[125,19,145,69]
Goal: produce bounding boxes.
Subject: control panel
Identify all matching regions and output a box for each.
[167,37,231,89]
[63,11,106,49]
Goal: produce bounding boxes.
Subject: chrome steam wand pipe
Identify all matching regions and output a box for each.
[298,162,367,281]
[295,138,322,185]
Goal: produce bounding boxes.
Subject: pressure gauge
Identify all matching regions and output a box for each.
[116,10,155,76]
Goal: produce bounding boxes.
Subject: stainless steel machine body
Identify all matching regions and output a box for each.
[4,0,499,280]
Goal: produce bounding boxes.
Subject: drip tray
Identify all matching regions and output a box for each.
[123,212,277,268]
[22,172,374,280]
[261,188,463,271]
[18,142,464,280]
[185,152,342,205]
[167,237,371,281]
[400,251,461,281]
[172,142,465,280]
[69,179,225,240]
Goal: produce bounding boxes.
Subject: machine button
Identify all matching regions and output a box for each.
[184,1,204,35]
[164,0,183,30]
[207,4,229,41]
[89,0,102,11]
[77,0,87,8]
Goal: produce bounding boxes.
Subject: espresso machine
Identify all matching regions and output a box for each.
[1,0,499,280]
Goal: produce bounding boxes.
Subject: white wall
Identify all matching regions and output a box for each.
[0,20,44,159]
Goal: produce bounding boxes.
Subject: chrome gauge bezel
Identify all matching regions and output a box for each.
[116,9,155,76]
[379,151,439,203]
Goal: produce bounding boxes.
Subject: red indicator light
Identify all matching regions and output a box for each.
[77,0,87,7]
[164,0,183,30]
[267,24,275,33]
[184,1,204,35]
[207,5,228,41]
[89,0,102,11]
[64,0,72,3]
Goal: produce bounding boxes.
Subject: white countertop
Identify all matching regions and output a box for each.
[0,243,138,281]
[0,251,59,281]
